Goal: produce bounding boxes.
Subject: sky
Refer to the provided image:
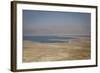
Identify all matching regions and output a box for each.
[23,10,91,36]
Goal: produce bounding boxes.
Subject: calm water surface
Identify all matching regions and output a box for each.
[23,36,77,43]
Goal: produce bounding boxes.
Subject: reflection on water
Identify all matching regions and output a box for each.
[23,36,76,43]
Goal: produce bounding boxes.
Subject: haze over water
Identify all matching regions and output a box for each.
[23,10,91,36]
[23,10,91,62]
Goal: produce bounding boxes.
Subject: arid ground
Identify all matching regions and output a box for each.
[23,36,91,62]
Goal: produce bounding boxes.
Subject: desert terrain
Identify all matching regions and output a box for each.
[23,36,91,62]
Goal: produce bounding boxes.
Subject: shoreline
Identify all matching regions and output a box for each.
[23,37,91,62]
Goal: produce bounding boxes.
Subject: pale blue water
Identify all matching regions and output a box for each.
[23,35,76,43]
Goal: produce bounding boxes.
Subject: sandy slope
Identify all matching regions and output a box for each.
[23,37,91,62]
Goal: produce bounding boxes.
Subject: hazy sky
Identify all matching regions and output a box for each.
[23,10,91,36]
